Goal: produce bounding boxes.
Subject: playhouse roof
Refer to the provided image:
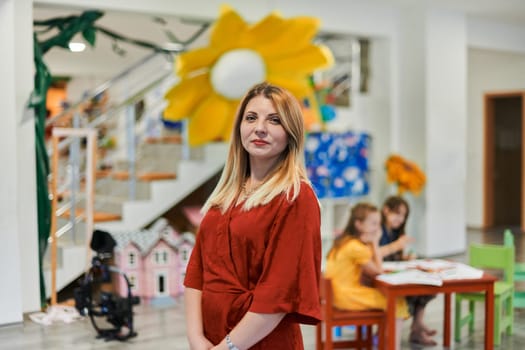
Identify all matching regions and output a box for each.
[111,224,195,256]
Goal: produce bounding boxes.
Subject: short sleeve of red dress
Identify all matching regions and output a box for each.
[249,183,322,325]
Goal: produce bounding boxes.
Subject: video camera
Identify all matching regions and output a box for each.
[74,230,140,341]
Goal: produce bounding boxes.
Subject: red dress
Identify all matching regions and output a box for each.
[184,182,322,349]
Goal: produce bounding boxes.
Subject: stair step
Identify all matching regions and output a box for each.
[60,208,122,222]
[144,135,183,144]
[96,170,178,181]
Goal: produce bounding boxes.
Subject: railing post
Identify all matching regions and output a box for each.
[68,111,82,244]
[126,104,137,199]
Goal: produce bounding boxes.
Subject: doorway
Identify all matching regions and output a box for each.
[484,92,525,230]
[155,272,168,297]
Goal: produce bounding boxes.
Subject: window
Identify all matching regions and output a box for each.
[154,249,169,265]
[129,274,138,292]
[181,248,189,262]
[128,252,136,267]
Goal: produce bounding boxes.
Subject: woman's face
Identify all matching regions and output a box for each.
[240,95,288,166]
[384,204,407,230]
[357,211,381,243]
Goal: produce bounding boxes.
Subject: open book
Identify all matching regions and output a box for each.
[377,259,484,286]
[377,269,444,286]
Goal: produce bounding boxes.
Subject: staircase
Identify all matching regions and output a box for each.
[43,52,228,296]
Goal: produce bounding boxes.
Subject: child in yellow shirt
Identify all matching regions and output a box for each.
[325,202,409,350]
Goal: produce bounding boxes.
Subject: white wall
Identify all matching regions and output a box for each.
[424,10,467,256]
[468,18,525,55]
[466,48,525,227]
[0,0,39,325]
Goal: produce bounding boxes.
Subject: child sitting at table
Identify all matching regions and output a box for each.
[379,195,437,346]
[325,202,409,350]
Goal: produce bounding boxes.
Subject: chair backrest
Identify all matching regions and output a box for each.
[320,276,334,320]
[469,243,514,284]
[504,229,515,247]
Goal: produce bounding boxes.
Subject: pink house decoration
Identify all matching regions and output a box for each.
[111,218,195,304]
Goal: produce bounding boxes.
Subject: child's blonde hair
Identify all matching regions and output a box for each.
[328,202,378,258]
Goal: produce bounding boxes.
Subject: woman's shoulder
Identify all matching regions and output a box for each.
[296,180,318,200]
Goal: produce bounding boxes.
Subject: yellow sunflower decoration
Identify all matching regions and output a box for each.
[163,5,333,146]
[385,154,426,195]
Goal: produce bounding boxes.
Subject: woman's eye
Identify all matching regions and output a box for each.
[245,114,256,121]
[270,117,281,124]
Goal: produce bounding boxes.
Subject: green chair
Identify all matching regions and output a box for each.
[454,243,514,346]
[503,229,525,308]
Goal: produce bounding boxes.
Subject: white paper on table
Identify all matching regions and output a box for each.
[438,262,484,280]
[376,269,443,286]
[413,259,457,272]
[382,261,412,272]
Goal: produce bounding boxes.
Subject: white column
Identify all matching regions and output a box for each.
[397,8,467,257]
[0,0,39,325]
[424,10,467,256]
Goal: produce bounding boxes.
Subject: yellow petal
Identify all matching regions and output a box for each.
[210,6,248,50]
[219,101,240,141]
[268,45,333,75]
[163,74,211,121]
[266,75,313,99]
[176,48,222,77]
[188,94,232,146]
[244,12,286,47]
[256,17,320,58]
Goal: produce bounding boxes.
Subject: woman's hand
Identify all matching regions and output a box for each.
[188,334,214,350]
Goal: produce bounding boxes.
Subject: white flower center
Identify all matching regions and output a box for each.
[210,49,266,100]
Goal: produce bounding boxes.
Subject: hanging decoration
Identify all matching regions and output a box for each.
[385,154,426,195]
[163,5,333,145]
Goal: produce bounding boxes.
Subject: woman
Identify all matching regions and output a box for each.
[184,82,322,350]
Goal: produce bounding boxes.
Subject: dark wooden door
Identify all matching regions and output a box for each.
[492,96,522,225]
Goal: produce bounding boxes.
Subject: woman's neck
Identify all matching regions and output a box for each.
[248,158,278,184]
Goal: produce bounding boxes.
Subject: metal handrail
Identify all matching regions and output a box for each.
[48,69,175,156]
[45,51,175,128]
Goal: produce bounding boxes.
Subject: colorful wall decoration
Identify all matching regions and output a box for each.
[305,131,370,199]
[163,5,333,145]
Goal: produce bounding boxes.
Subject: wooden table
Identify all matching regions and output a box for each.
[374,273,497,350]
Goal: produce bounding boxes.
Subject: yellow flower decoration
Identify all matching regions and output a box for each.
[163,5,333,146]
[385,154,426,195]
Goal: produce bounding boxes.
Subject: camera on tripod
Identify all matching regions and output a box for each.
[74,230,140,341]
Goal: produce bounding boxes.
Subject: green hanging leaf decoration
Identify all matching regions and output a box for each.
[82,27,97,47]
[36,10,104,54]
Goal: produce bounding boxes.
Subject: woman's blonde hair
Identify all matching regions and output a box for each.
[328,202,378,258]
[202,82,309,213]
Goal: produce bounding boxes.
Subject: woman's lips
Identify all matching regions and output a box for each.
[252,140,268,146]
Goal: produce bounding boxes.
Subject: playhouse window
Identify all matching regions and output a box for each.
[154,250,169,264]
[129,274,138,291]
[128,252,137,267]
[181,248,189,262]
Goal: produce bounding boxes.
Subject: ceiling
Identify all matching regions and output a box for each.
[33,6,211,78]
[33,1,525,79]
[375,0,525,25]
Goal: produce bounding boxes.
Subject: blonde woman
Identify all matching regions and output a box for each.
[184,82,322,350]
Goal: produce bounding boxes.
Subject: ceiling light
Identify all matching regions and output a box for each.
[68,42,86,52]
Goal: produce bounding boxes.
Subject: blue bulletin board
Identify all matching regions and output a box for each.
[305,131,370,199]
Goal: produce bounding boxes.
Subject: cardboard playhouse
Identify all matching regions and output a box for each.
[111,218,195,304]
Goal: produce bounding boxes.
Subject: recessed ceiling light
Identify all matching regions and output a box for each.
[68,42,86,52]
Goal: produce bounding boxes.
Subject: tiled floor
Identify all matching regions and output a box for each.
[1,227,524,349]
